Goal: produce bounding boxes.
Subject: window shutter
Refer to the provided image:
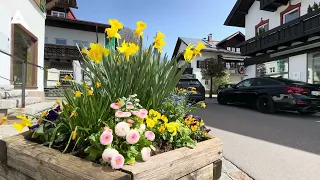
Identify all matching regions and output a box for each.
[197,61,200,68]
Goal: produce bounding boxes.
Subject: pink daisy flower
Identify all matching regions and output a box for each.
[104,127,113,134]
[100,131,113,145]
[126,104,134,110]
[144,131,155,141]
[141,147,151,161]
[102,148,118,162]
[115,111,132,118]
[115,122,130,137]
[126,130,140,144]
[110,103,121,110]
[111,154,125,169]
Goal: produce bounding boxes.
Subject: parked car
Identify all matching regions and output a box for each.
[177,77,205,102]
[217,77,320,115]
[216,84,235,94]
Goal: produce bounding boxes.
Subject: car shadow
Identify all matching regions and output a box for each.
[195,99,320,155]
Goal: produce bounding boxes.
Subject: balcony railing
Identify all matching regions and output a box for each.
[44,44,82,60]
[239,9,320,56]
[260,0,288,12]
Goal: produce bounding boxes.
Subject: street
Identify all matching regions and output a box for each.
[197,99,320,180]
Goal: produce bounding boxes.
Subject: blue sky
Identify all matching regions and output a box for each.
[73,0,243,57]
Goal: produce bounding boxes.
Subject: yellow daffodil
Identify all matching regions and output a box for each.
[87,89,93,96]
[56,82,61,87]
[71,130,77,140]
[134,21,147,38]
[70,111,77,118]
[193,42,206,57]
[14,116,32,132]
[64,75,72,81]
[201,103,206,108]
[146,118,156,128]
[161,115,168,123]
[0,116,8,125]
[153,31,166,53]
[154,31,165,41]
[87,43,110,63]
[117,41,139,61]
[75,91,82,98]
[191,125,198,132]
[81,47,89,54]
[95,82,101,88]
[109,19,123,30]
[41,111,48,118]
[13,122,26,132]
[105,27,121,39]
[158,125,165,134]
[184,45,195,63]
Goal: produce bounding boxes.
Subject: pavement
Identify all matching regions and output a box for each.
[198,98,320,180]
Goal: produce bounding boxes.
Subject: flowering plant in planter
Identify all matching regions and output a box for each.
[1,19,211,169]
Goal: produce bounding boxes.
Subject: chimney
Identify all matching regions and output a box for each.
[208,33,212,42]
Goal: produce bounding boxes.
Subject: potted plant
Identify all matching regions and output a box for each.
[0,20,223,180]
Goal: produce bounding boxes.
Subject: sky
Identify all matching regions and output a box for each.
[73,0,243,57]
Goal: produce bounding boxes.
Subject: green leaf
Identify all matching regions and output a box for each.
[84,146,102,161]
[35,124,44,135]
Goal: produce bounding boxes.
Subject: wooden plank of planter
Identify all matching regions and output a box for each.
[121,137,223,180]
[178,163,213,180]
[1,132,131,180]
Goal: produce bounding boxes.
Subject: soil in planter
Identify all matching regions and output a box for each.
[151,140,174,156]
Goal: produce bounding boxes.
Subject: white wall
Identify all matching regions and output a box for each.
[0,0,46,91]
[45,26,105,47]
[244,65,256,79]
[245,0,318,39]
[289,54,307,82]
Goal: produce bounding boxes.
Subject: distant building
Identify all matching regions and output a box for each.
[225,0,320,84]
[172,32,246,90]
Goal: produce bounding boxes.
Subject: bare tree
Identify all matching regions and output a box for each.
[201,58,226,98]
[118,27,139,44]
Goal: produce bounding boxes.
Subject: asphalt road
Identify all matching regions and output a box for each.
[196,99,320,180]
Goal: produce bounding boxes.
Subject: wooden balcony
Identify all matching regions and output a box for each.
[260,0,289,12]
[44,44,82,60]
[239,9,320,56]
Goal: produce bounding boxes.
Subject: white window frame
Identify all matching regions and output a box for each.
[51,11,66,18]
[257,23,269,33]
[283,8,299,24]
[55,38,67,45]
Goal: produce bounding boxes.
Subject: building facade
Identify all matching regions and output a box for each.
[0,0,46,98]
[225,0,320,84]
[172,33,246,90]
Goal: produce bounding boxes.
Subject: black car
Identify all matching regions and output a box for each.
[177,78,205,102]
[217,84,235,94]
[217,77,320,115]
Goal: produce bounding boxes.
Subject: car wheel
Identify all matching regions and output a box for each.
[298,111,317,115]
[256,95,276,114]
[217,93,227,105]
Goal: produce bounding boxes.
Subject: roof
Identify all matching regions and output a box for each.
[46,16,110,33]
[216,31,245,46]
[224,0,255,27]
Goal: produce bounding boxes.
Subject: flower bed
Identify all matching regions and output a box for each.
[0,20,222,180]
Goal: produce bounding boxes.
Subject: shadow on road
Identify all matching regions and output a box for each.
[195,98,320,155]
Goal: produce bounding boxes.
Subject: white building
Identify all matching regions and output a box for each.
[172,33,246,90]
[0,0,46,99]
[225,0,320,84]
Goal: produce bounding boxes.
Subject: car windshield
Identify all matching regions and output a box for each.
[178,79,200,86]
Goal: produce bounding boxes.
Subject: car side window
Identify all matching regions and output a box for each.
[236,80,253,88]
[253,79,282,86]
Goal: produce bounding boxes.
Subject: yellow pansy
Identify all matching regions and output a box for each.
[75,91,82,98]
[184,45,195,63]
[56,82,61,87]
[105,27,121,39]
[41,111,48,118]
[199,120,204,127]
[166,122,181,136]
[117,41,139,61]
[158,125,165,134]
[109,19,123,30]
[64,75,72,81]
[193,42,206,57]
[87,43,110,63]
[184,118,192,125]
[87,89,93,96]
[146,118,155,128]
[201,103,206,108]
[55,100,61,105]
[95,82,101,88]
[0,116,8,125]
[182,89,187,93]
[134,21,147,38]
[161,115,168,123]
[191,125,198,132]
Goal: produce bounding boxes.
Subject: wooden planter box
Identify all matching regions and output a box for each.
[0,132,223,180]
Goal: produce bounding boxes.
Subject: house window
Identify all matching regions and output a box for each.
[12,24,38,87]
[256,59,289,78]
[280,3,301,24]
[74,40,89,47]
[55,38,67,45]
[197,61,206,69]
[51,11,66,18]
[227,47,231,51]
[255,19,269,36]
[236,48,241,52]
